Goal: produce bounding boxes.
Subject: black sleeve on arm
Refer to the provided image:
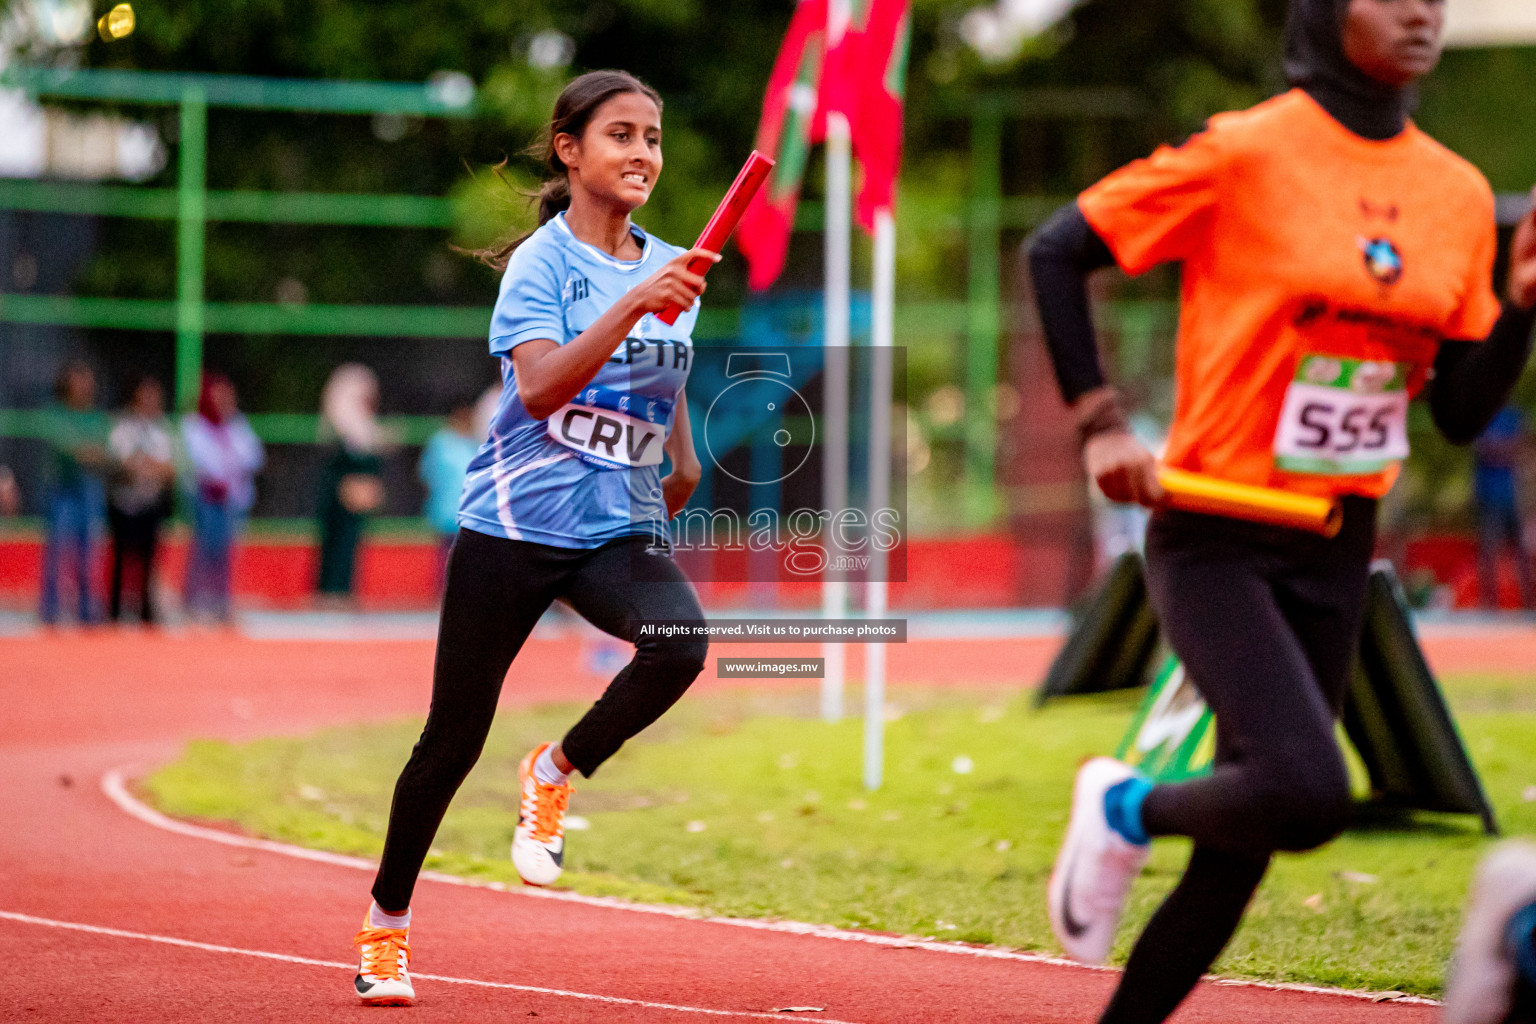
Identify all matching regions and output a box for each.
[1429,302,1536,445]
[1027,201,1118,405]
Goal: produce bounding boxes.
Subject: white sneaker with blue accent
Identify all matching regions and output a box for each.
[1048,757,1151,965]
[1444,841,1536,1024]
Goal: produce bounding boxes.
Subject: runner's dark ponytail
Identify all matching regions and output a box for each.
[468,70,662,272]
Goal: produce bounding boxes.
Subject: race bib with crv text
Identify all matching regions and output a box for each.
[547,385,672,470]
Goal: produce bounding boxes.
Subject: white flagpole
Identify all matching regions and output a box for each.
[864,207,895,791]
[820,0,852,724]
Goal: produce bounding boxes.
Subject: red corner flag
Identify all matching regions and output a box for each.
[846,0,910,230]
[737,0,829,292]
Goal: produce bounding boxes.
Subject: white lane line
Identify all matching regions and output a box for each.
[0,909,861,1022]
[101,766,1440,1008]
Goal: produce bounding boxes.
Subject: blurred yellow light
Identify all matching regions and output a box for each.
[97,3,135,42]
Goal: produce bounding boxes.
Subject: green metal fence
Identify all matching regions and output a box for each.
[0,70,1182,538]
[0,65,480,423]
[950,88,1147,520]
[0,69,1151,443]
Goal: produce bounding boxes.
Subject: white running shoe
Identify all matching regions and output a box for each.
[352,918,414,1006]
[512,741,574,886]
[1048,757,1151,965]
[1444,841,1536,1024]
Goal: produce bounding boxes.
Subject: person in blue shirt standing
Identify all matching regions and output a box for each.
[416,393,482,592]
[1474,406,1535,609]
[351,70,716,1007]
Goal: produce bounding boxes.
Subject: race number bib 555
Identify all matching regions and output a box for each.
[1273,355,1409,476]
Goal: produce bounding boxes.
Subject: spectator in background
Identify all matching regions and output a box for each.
[182,372,265,624]
[107,375,176,625]
[40,362,110,626]
[418,393,481,591]
[0,465,19,515]
[316,364,385,607]
[1474,406,1536,610]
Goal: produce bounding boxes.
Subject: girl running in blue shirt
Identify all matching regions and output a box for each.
[351,69,717,1006]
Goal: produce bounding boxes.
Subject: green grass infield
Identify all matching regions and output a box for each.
[144,676,1536,996]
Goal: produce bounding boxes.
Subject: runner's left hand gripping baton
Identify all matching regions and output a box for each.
[655,150,775,326]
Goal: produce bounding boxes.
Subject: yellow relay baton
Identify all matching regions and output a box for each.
[1155,466,1343,538]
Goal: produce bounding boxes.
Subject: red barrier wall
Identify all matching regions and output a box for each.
[0,530,1518,610]
[0,532,1023,610]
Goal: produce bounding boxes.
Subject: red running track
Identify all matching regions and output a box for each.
[6,627,1510,1022]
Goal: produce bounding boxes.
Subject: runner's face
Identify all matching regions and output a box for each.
[1342,0,1445,86]
[559,92,662,214]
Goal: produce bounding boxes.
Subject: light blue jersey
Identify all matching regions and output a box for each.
[458,212,698,548]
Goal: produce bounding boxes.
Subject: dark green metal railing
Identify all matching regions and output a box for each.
[0,65,478,416]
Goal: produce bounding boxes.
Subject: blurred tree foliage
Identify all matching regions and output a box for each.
[27,0,1308,414]
[1419,45,1536,192]
[20,0,1530,507]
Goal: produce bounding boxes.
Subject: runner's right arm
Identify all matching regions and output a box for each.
[1028,202,1163,506]
[512,248,717,420]
[1028,202,1115,404]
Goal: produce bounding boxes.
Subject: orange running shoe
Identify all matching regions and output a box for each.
[352,916,414,1006]
[512,741,574,886]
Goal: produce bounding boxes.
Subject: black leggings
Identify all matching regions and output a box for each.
[108,507,165,624]
[371,528,708,912]
[1098,496,1377,1024]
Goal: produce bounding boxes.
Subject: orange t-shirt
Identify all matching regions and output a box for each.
[1079,89,1503,499]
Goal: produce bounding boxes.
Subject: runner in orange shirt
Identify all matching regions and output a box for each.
[1027,1,1536,1021]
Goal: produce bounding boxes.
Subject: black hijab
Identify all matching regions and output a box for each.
[1283,0,1413,140]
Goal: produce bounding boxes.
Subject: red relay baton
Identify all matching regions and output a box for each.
[655,150,775,325]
